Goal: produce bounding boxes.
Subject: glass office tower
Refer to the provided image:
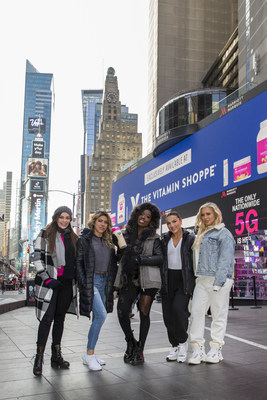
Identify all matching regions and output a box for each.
[80,90,103,226]
[19,60,53,272]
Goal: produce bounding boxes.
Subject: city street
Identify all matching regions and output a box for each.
[0,295,266,400]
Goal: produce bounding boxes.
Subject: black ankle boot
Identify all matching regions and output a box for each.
[33,346,44,376]
[124,337,137,363]
[130,341,144,365]
[51,344,70,369]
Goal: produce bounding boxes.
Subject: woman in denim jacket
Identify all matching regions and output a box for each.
[188,202,235,365]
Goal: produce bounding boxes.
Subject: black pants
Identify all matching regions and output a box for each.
[36,279,73,348]
[161,270,190,346]
[117,281,157,346]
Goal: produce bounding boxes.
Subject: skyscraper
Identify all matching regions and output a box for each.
[147,0,238,152]
[19,60,53,265]
[0,171,12,257]
[84,67,142,221]
[238,0,267,89]
[81,90,103,226]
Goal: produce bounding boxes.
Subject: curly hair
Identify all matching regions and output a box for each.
[88,211,114,248]
[126,202,161,234]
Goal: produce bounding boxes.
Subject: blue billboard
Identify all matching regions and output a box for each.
[111,89,267,228]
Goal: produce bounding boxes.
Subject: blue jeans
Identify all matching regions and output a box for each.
[87,273,107,350]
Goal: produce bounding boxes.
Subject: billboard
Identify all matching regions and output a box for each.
[111,89,267,228]
[28,117,46,133]
[27,158,48,178]
[32,140,45,158]
[21,198,29,241]
[30,179,45,193]
[29,193,46,246]
[111,88,267,300]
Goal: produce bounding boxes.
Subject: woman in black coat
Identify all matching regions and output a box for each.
[161,211,195,363]
[114,202,163,366]
[76,211,118,371]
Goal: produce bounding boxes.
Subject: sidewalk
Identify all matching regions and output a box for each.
[0,298,266,400]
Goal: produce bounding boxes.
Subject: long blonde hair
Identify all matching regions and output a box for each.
[193,202,222,247]
[88,211,114,249]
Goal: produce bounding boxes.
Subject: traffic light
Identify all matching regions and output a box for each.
[27,245,30,254]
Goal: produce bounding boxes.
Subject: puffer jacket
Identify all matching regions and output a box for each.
[114,227,164,290]
[161,229,195,296]
[76,229,118,318]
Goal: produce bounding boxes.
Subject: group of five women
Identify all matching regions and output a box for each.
[32,201,235,375]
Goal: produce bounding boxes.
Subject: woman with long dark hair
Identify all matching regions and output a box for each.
[161,211,195,363]
[114,202,163,365]
[76,211,118,371]
[33,206,78,376]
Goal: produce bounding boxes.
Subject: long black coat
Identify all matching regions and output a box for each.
[161,229,195,296]
[76,229,118,318]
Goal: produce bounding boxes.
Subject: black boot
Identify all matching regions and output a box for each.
[130,341,144,365]
[51,344,70,369]
[124,337,137,363]
[33,346,44,376]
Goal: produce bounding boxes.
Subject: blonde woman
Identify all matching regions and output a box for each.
[188,202,235,365]
[76,211,118,371]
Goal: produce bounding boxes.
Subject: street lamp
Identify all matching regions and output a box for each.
[48,190,76,217]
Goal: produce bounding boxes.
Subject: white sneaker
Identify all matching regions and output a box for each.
[95,356,106,366]
[82,353,102,371]
[177,342,187,363]
[187,343,206,365]
[205,342,223,363]
[166,346,178,361]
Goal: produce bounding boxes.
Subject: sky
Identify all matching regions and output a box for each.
[0,0,149,224]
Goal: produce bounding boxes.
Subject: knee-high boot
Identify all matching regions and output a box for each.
[33,346,45,376]
[51,344,70,369]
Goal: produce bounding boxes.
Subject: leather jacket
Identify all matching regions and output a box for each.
[161,229,195,296]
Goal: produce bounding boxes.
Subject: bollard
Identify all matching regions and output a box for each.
[251,276,262,309]
[229,285,239,310]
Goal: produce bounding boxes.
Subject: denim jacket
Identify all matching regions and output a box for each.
[195,224,235,287]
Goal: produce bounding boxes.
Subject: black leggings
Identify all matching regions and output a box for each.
[37,279,73,348]
[117,281,158,346]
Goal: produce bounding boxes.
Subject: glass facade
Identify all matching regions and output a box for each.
[81,90,103,162]
[21,61,53,184]
[19,60,53,259]
[156,88,230,138]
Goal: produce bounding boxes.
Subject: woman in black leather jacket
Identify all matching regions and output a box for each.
[114,202,163,365]
[161,211,195,363]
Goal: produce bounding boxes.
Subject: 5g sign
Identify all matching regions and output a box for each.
[235,209,258,235]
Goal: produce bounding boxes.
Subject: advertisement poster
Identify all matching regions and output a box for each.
[111,89,267,300]
[111,90,267,225]
[32,140,45,158]
[28,117,46,134]
[29,193,46,247]
[30,179,45,193]
[21,198,29,241]
[27,158,48,178]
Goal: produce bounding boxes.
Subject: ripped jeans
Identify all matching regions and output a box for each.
[87,273,107,350]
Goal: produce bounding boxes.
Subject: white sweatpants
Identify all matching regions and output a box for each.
[189,276,233,346]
